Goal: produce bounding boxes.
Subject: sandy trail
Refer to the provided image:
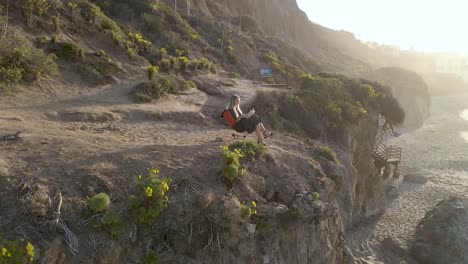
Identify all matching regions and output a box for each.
[349,93,468,263]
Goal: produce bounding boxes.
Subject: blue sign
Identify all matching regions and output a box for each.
[260,68,272,76]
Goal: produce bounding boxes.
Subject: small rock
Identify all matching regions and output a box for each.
[80,124,89,131]
[256,203,289,217]
[403,173,427,184]
[382,237,407,256]
[107,124,121,131]
[265,189,275,200]
[245,223,256,234]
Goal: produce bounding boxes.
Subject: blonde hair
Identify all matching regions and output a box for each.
[227,94,243,118]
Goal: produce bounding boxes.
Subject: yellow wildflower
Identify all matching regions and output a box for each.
[251,201,256,207]
[26,242,34,261]
[7,253,11,257]
[1,247,7,256]
[144,186,153,198]
[240,168,246,176]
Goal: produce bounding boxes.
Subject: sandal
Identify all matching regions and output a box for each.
[263,131,274,139]
[257,139,267,146]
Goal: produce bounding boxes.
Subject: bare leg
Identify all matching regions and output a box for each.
[256,124,264,144]
[260,122,272,136]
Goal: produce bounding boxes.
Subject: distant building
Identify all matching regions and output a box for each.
[434,54,468,81]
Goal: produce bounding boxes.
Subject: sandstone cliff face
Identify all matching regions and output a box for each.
[339,111,386,225]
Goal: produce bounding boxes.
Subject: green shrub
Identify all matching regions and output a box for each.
[311,192,320,201]
[197,58,211,71]
[159,48,167,60]
[187,60,198,71]
[130,74,186,101]
[220,145,243,184]
[159,59,170,72]
[0,36,57,88]
[169,56,176,69]
[228,72,240,79]
[88,193,111,214]
[127,30,152,52]
[111,31,123,46]
[225,45,233,54]
[67,2,78,14]
[102,211,124,238]
[146,65,159,81]
[178,56,189,71]
[131,93,152,103]
[184,80,196,89]
[314,146,338,164]
[52,14,61,33]
[143,250,160,264]
[78,1,101,21]
[78,64,106,85]
[35,35,50,47]
[51,41,85,60]
[34,0,50,16]
[77,52,121,85]
[101,16,120,32]
[126,47,136,59]
[264,76,276,84]
[88,60,121,76]
[129,168,170,224]
[240,200,257,220]
[299,73,315,89]
[228,140,266,162]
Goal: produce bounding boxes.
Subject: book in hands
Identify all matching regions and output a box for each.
[245,108,255,118]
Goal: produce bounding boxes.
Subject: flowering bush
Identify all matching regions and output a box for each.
[240,200,257,220]
[220,146,246,184]
[129,168,171,224]
[0,237,35,263]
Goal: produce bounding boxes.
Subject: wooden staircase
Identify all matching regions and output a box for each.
[372,143,402,178]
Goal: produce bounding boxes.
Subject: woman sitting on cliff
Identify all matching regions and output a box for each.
[225,94,273,145]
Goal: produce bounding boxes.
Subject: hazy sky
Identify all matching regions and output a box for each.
[296,0,467,53]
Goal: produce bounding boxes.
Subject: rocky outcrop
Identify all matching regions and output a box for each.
[339,111,386,225]
[403,173,428,184]
[363,67,431,129]
[411,197,468,264]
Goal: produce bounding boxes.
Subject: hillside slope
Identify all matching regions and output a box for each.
[0,0,409,263]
